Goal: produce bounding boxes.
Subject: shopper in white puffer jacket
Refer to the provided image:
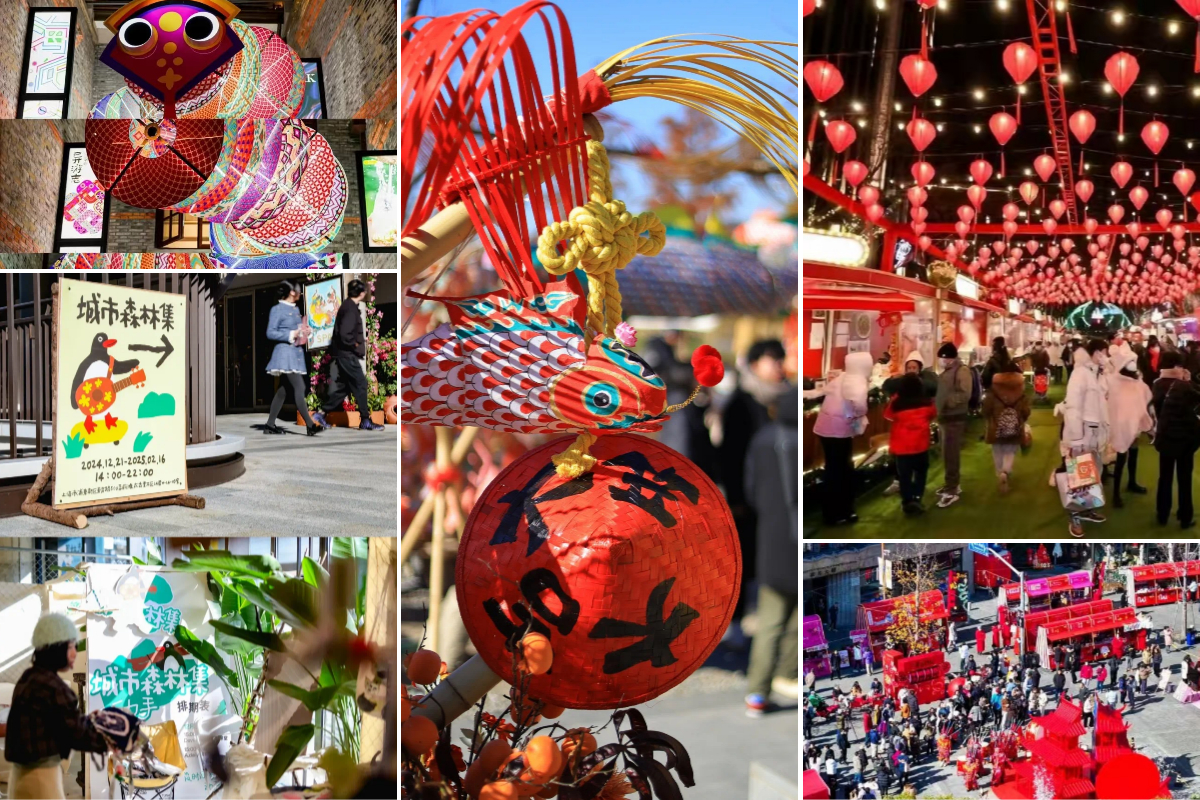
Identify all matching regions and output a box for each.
[806,351,873,525]
[1106,345,1154,509]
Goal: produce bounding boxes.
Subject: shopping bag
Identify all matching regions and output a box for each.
[1065,452,1100,488]
[1056,471,1106,511]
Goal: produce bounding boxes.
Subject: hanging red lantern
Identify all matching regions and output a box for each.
[967,184,987,209]
[1108,204,1126,224]
[1173,0,1200,72]
[844,160,869,187]
[906,117,936,152]
[858,185,880,206]
[911,160,936,187]
[970,158,994,186]
[990,111,1018,176]
[1019,181,1039,205]
[1142,120,1170,155]
[898,54,938,98]
[825,120,856,153]
[908,186,928,207]
[1002,42,1038,123]
[1002,202,1020,220]
[958,205,976,223]
[1069,109,1096,144]
[1175,167,1196,196]
[865,203,886,223]
[457,435,739,709]
[1084,217,1098,235]
[1075,179,1094,203]
[917,235,933,252]
[912,221,927,236]
[1049,198,1067,220]
[1157,208,1175,229]
[1111,161,1133,189]
[911,206,929,223]
[1043,218,1058,236]
[803,61,844,103]
[803,0,816,15]
[1034,153,1057,182]
[1104,51,1140,135]
[1130,186,1149,211]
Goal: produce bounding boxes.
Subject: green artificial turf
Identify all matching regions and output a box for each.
[804,383,1194,540]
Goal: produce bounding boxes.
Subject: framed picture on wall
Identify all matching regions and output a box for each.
[303,277,343,351]
[17,8,77,119]
[53,143,109,252]
[355,151,398,252]
[299,59,327,119]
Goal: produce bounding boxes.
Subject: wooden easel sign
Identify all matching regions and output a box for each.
[52,281,189,510]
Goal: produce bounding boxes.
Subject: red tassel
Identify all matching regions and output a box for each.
[1155,161,1160,188]
[1000,150,1006,179]
[1016,90,1021,125]
[921,14,929,61]
[1078,149,1084,176]
[1195,26,1199,73]
[808,110,819,144]
[1119,102,1124,137]
[1067,10,1077,55]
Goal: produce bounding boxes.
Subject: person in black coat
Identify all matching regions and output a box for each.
[1151,351,1200,528]
[313,279,383,431]
[981,337,1011,391]
[743,386,799,713]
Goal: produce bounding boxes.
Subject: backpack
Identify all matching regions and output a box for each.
[968,367,983,411]
[995,403,1022,440]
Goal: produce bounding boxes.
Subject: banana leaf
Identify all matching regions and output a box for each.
[211,619,286,653]
[301,557,328,589]
[330,538,368,560]
[170,551,283,579]
[267,680,343,712]
[264,578,319,628]
[175,625,237,687]
[265,723,315,788]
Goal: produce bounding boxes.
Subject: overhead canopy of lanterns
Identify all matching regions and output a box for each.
[804,0,1200,314]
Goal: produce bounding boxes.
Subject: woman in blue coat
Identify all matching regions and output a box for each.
[264,280,322,435]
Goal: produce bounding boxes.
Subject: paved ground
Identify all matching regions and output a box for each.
[806,579,1200,798]
[7,413,397,535]
[804,382,1194,540]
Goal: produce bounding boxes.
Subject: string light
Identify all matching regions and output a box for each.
[996,0,1009,10]
[1190,141,1196,150]
[1055,0,1066,9]
[973,124,983,133]
[1103,83,1114,95]
[1169,20,1181,36]
[1112,9,1125,25]
[819,110,827,118]
[1017,85,1027,95]
[875,0,886,9]
[934,97,943,107]
[1059,72,1071,85]
[1024,167,1033,176]
[1148,85,1159,97]
[897,122,905,130]
[857,119,868,128]
[936,123,945,131]
[1118,133,1126,142]
[851,101,864,112]
[973,89,985,100]
[894,102,902,111]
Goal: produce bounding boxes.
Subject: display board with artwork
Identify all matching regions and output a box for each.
[356,151,397,251]
[56,144,109,251]
[17,8,76,119]
[304,276,343,350]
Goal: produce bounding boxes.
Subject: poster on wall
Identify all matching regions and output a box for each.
[56,144,108,249]
[85,565,239,800]
[17,9,76,119]
[356,151,398,251]
[54,280,188,509]
[299,59,326,119]
[304,276,343,350]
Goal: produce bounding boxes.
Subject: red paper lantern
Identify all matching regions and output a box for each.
[1157,208,1174,229]
[456,434,740,709]
[1173,0,1200,72]
[1084,217,1098,234]
[1175,167,1196,196]
[803,61,844,103]
[1111,161,1133,189]
[967,184,987,209]
[1034,154,1057,182]
[898,54,938,98]
[957,205,976,223]
[1105,51,1140,134]
[1142,120,1170,155]
[1130,186,1149,210]
[1043,218,1057,235]
[1069,109,1096,143]
[844,160,869,187]
[1075,179,1094,203]
[1019,181,1039,205]
[970,158,994,186]
[906,117,936,152]
[911,160,936,187]
[1003,41,1038,85]
[908,186,928,206]
[858,185,880,206]
[1049,199,1067,220]
[917,235,933,251]
[1108,204,1125,224]
[865,203,886,223]
[803,0,816,15]
[1002,202,1020,221]
[825,120,856,153]
[989,111,1018,145]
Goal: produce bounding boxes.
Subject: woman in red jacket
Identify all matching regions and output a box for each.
[884,374,939,515]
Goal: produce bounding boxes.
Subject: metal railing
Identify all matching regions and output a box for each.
[0,544,133,585]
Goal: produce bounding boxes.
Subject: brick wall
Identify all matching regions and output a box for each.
[103,201,157,253]
[0,1,94,119]
[0,120,83,252]
[285,0,396,124]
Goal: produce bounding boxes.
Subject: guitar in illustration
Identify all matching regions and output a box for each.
[69,334,144,447]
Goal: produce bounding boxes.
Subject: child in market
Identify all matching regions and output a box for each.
[883,374,938,515]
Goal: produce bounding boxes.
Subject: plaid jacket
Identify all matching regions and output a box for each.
[4,665,108,764]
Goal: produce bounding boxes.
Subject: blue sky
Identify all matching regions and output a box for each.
[403,0,798,225]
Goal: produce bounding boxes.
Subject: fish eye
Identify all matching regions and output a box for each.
[118,18,157,55]
[584,382,622,416]
[184,11,221,48]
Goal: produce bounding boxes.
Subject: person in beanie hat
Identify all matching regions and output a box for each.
[935,342,973,508]
[6,613,109,799]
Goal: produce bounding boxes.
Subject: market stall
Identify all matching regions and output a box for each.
[1022,599,1113,655]
[1000,570,1094,613]
[1122,561,1200,608]
[803,615,832,678]
[974,547,1014,590]
[1040,607,1145,667]
[882,649,949,705]
[856,590,949,661]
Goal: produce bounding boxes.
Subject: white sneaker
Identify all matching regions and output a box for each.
[772,677,800,699]
[937,490,961,508]
[884,480,901,496]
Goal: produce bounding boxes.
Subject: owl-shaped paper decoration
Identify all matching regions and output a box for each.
[100,0,244,118]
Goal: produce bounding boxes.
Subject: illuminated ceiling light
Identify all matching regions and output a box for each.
[1059,71,1071,84]
[935,123,944,131]
[1112,9,1125,25]
[1103,82,1114,95]
[851,101,864,112]
[934,97,943,107]
[996,0,1009,9]
[818,109,827,118]
[1170,20,1182,35]
[973,89,985,100]
[973,124,983,133]
[1148,85,1159,97]
[857,119,867,128]
[1024,167,1033,176]
[894,102,903,111]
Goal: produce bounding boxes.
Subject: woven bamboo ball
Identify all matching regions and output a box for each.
[457,433,740,709]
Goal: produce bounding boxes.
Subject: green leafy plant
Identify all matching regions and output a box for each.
[62,432,84,459]
[133,431,153,453]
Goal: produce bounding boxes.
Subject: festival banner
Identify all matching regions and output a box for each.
[58,144,107,244]
[54,280,188,508]
[85,564,239,799]
[304,276,342,350]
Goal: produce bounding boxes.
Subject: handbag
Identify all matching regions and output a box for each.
[1066,452,1100,489]
[1056,471,1106,511]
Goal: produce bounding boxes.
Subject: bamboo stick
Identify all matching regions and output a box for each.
[427,427,452,653]
[399,426,478,563]
[409,654,502,730]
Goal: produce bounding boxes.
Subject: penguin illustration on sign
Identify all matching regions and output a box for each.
[71,334,146,440]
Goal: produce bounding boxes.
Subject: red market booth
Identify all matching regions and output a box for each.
[1022,599,1113,655]
[1040,607,1145,666]
[974,547,1013,590]
[857,590,949,661]
[882,649,949,705]
[1000,570,1094,613]
[1124,561,1200,608]
[802,770,831,800]
[803,614,832,678]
